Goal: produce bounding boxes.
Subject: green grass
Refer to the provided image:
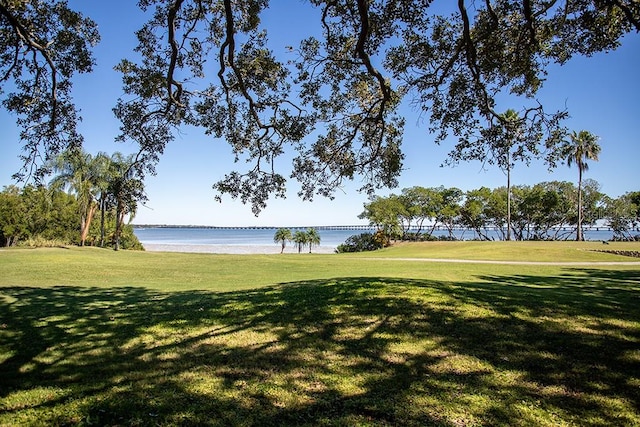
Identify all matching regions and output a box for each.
[351,240,640,262]
[1,244,639,426]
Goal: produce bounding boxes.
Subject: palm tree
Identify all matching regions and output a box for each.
[50,149,102,246]
[108,152,146,250]
[273,228,292,253]
[292,230,308,254]
[306,228,321,253]
[497,109,522,241]
[93,152,112,247]
[560,130,601,241]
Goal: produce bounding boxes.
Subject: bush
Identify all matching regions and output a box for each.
[437,234,458,241]
[336,232,386,253]
[19,236,70,248]
[86,217,144,250]
[117,224,145,250]
[372,229,391,247]
[403,232,444,242]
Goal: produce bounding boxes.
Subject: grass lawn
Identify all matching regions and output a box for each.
[1,243,639,426]
[350,240,640,262]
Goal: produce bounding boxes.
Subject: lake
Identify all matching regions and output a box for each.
[133,227,360,248]
[133,226,616,254]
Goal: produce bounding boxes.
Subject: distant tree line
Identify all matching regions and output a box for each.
[359,183,640,243]
[0,148,145,249]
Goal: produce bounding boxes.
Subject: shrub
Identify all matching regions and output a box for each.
[437,234,458,241]
[336,232,385,253]
[403,232,440,242]
[372,229,391,247]
[117,224,145,250]
[19,236,70,248]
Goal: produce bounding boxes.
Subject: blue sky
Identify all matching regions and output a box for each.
[1,1,638,226]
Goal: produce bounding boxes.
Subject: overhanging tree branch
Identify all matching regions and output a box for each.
[4,0,638,213]
[0,2,58,128]
[167,0,186,108]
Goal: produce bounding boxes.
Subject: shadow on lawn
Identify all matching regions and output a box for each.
[0,268,639,426]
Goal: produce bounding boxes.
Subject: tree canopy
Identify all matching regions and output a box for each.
[0,0,99,180]
[359,183,625,241]
[273,227,292,253]
[2,1,638,213]
[0,184,143,248]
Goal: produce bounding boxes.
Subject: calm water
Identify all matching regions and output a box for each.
[133,227,361,247]
[133,226,615,247]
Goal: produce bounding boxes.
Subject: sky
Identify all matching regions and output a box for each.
[1,1,638,227]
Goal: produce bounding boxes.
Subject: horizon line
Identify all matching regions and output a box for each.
[132,224,616,231]
[132,224,374,229]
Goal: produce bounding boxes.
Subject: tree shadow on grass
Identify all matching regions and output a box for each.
[0,268,638,426]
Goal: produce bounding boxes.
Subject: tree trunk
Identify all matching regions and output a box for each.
[99,197,106,247]
[114,199,123,251]
[506,155,512,241]
[80,203,97,246]
[577,167,583,241]
[428,221,438,237]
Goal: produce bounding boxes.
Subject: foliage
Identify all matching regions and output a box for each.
[398,186,441,237]
[292,230,309,254]
[459,186,498,241]
[86,210,143,250]
[446,108,565,238]
[435,187,464,239]
[105,152,146,250]
[561,130,602,172]
[273,227,293,253]
[336,232,386,253]
[0,184,77,246]
[2,1,638,213]
[0,185,27,246]
[275,228,321,253]
[606,192,640,241]
[0,0,99,181]
[359,194,405,240]
[511,181,575,240]
[0,185,142,249]
[49,148,104,245]
[362,182,613,241]
[47,149,146,250]
[20,235,69,248]
[361,186,467,241]
[305,227,321,253]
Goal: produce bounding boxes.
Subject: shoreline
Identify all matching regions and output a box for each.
[142,243,337,254]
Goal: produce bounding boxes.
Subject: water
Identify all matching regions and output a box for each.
[134,226,616,249]
[133,227,361,248]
